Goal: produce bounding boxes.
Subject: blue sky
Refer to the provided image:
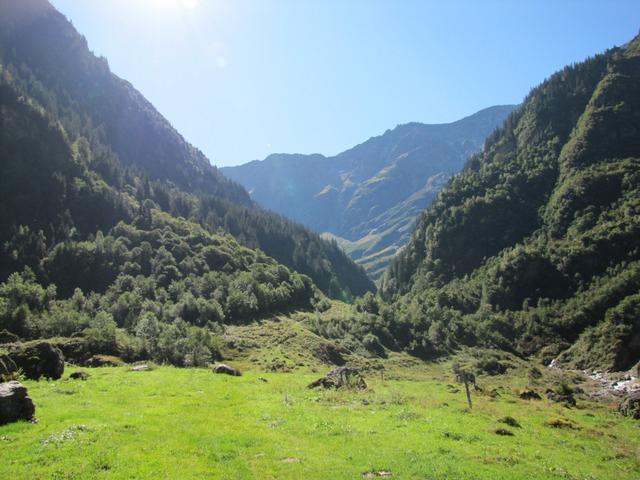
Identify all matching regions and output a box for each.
[50,0,640,167]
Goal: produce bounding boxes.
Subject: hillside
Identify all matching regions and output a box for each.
[0,0,373,301]
[223,106,515,278]
[380,34,640,370]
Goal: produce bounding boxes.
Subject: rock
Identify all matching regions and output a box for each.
[85,355,124,367]
[130,365,150,372]
[519,389,541,400]
[10,341,64,380]
[546,389,576,407]
[213,364,242,376]
[362,471,392,478]
[619,391,640,419]
[308,366,367,390]
[0,381,35,425]
[69,371,90,380]
[0,354,18,380]
[49,337,89,365]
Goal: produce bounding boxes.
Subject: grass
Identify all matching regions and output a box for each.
[1,359,639,479]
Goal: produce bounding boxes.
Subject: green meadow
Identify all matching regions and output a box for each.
[1,360,639,480]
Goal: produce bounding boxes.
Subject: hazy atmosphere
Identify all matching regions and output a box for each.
[51,0,640,165]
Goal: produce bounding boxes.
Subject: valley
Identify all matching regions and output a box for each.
[223,106,516,279]
[1,1,639,479]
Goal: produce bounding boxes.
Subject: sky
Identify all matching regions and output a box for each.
[50,0,640,167]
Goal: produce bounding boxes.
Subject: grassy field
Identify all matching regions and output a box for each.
[1,357,639,480]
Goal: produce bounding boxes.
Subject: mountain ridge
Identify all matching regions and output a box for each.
[223,104,516,278]
[0,0,374,299]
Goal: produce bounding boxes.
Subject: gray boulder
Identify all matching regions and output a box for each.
[0,381,35,425]
[213,364,241,376]
[619,391,640,419]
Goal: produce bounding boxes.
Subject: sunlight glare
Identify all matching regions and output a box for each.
[145,0,199,11]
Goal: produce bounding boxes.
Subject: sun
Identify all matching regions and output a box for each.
[146,0,199,11]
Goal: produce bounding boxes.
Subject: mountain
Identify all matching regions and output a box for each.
[222,106,516,279]
[0,0,373,300]
[379,34,640,371]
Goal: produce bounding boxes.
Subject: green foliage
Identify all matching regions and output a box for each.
[0,2,373,302]
[374,35,640,367]
[0,208,325,366]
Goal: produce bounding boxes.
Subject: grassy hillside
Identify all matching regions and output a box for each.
[379,34,640,369]
[1,355,638,479]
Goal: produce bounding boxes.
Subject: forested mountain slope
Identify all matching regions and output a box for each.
[379,34,640,371]
[0,0,373,300]
[223,106,514,279]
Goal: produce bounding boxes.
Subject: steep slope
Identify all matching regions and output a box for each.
[223,106,515,278]
[381,35,640,370]
[0,0,373,298]
[0,0,248,202]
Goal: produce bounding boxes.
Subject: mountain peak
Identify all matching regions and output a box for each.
[223,105,516,278]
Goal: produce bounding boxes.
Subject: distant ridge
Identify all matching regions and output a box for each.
[223,105,516,278]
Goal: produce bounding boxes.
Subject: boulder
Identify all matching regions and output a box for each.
[0,381,35,425]
[69,371,91,380]
[619,391,640,419]
[213,363,241,376]
[308,366,367,390]
[50,337,90,365]
[10,341,64,380]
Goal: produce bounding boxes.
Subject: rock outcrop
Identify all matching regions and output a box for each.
[619,391,640,419]
[9,341,64,380]
[0,381,35,424]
